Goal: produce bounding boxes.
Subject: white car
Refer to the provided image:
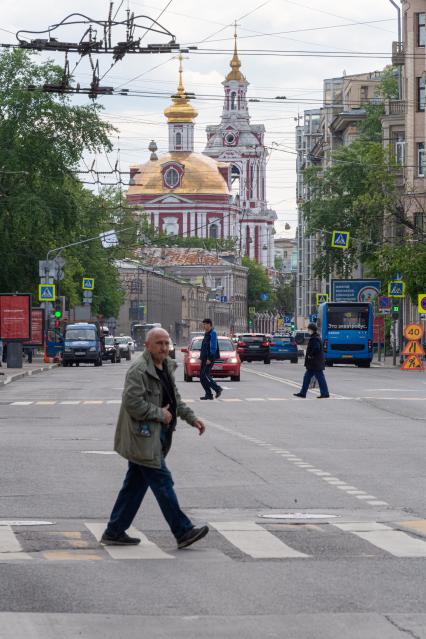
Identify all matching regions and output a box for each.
[115,336,133,361]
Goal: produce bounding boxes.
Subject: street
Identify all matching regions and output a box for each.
[0,356,425,639]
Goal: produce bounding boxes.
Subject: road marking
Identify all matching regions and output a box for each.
[210,520,309,559]
[334,522,426,557]
[42,551,103,561]
[220,398,243,403]
[397,520,426,537]
[35,401,56,405]
[367,500,389,506]
[356,494,377,500]
[84,523,174,560]
[0,527,32,560]
[267,397,288,401]
[246,397,266,401]
[81,451,117,455]
[10,401,33,405]
[83,400,103,405]
[106,400,122,404]
[59,401,81,405]
[243,368,346,399]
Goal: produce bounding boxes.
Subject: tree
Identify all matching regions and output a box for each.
[242,257,275,312]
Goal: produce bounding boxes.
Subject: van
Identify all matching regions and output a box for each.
[62,322,103,367]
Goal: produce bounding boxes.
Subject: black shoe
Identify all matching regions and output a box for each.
[215,387,223,399]
[100,531,141,546]
[200,396,214,400]
[317,395,330,399]
[293,392,306,398]
[177,525,209,549]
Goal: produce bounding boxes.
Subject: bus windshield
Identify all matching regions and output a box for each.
[327,305,369,331]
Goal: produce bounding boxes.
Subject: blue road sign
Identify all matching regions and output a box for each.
[260,292,269,302]
[332,279,381,303]
[38,284,56,302]
[331,230,350,249]
[378,295,391,310]
[82,277,95,290]
[388,281,405,298]
[283,315,292,324]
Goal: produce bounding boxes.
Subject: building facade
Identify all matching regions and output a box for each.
[203,31,277,268]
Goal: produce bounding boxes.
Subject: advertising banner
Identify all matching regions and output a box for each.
[24,308,45,346]
[0,294,32,341]
[331,279,381,303]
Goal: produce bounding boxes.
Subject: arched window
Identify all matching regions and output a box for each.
[164,219,179,236]
[164,167,179,188]
[175,132,182,146]
[230,92,236,110]
[209,223,219,239]
[230,164,241,197]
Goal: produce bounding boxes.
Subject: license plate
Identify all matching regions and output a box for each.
[213,365,223,369]
[342,354,353,358]
[249,345,260,349]
[75,351,86,356]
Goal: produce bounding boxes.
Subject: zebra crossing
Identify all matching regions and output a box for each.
[1,518,426,562]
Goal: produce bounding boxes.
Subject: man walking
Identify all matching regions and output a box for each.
[294,322,330,399]
[199,318,222,400]
[102,327,209,549]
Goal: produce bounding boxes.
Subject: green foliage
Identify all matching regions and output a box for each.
[378,65,399,100]
[369,244,426,303]
[274,275,296,314]
[242,256,276,312]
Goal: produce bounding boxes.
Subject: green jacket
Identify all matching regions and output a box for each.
[114,350,197,469]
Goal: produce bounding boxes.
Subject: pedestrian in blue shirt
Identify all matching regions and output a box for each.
[199,319,223,400]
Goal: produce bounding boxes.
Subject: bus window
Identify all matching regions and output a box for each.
[327,305,369,331]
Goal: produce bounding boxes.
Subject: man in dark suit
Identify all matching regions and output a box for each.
[294,323,330,399]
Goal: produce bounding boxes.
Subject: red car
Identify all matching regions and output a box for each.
[181,336,241,382]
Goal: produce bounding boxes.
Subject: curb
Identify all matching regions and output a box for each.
[0,364,59,387]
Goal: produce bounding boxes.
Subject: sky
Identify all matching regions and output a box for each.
[0,0,398,237]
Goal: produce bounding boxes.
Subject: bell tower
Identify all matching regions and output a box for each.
[203,27,276,267]
[164,54,198,152]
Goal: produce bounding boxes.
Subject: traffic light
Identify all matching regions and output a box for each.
[392,304,400,320]
[248,318,253,329]
[291,321,296,331]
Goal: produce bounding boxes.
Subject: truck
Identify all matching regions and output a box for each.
[131,323,161,350]
[62,322,105,367]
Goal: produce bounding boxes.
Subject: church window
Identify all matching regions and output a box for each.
[230,91,236,110]
[164,167,179,188]
[209,223,219,239]
[164,219,179,236]
[175,131,182,146]
[230,164,241,197]
[225,132,236,146]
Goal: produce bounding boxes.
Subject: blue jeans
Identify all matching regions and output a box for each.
[200,361,221,397]
[106,459,193,540]
[300,369,329,396]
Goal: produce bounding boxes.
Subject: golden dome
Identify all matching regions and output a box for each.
[225,27,245,82]
[164,55,198,123]
[128,152,230,196]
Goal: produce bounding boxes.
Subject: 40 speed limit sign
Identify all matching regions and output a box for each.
[403,323,424,341]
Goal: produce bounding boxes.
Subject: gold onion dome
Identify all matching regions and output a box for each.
[225,27,245,82]
[164,55,198,123]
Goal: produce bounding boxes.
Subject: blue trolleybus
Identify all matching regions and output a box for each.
[318,302,374,367]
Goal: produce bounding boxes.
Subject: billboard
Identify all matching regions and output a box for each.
[331,279,381,303]
[24,308,45,347]
[0,294,32,341]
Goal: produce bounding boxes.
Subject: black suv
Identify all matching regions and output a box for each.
[103,336,122,364]
[237,333,271,364]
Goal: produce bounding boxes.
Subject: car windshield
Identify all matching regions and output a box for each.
[327,306,369,331]
[116,337,130,344]
[65,329,96,341]
[273,336,291,343]
[190,338,234,351]
[105,337,114,345]
[239,335,266,343]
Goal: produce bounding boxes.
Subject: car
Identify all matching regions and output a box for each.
[103,336,122,363]
[169,341,176,359]
[236,333,271,364]
[115,336,133,361]
[269,335,298,363]
[189,331,205,340]
[181,336,241,382]
[293,331,311,346]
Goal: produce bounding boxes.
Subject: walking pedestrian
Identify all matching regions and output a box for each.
[102,327,209,549]
[199,318,222,400]
[294,323,330,399]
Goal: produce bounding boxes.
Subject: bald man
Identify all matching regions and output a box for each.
[102,328,208,549]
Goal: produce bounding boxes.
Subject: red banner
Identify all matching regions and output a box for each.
[373,316,385,343]
[0,294,32,341]
[24,308,44,346]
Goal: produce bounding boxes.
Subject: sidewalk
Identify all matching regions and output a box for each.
[0,356,59,387]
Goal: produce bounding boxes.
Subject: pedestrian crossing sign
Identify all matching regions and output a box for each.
[82,278,95,290]
[388,280,405,297]
[316,293,328,305]
[331,230,350,249]
[38,284,56,302]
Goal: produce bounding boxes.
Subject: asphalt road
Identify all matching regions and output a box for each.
[0,354,425,638]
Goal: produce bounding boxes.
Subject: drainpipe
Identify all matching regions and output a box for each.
[388,0,403,99]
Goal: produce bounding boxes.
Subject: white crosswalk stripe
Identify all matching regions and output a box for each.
[209,520,309,559]
[334,522,426,557]
[0,526,32,561]
[84,523,174,559]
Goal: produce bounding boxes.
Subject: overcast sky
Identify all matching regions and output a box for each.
[1,0,398,236]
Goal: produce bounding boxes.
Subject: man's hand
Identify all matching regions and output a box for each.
[161,404,173,425]
[206,359,212,365]
[192,419,206,435]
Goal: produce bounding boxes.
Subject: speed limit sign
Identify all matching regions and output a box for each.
[403,323,424,341]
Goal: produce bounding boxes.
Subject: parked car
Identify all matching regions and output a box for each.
[115,336,133,361]
[236,333,271,364]
[181,336,241,382]
[103,336,121,363]
[269,335,298,363]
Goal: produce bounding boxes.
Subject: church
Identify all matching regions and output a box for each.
[127,32,276,267]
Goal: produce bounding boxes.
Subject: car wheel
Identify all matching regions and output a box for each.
[291,358,298,364]
[264,358,271,365]
[231,375,240,382]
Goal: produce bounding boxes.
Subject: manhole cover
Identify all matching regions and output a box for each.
[258,513,339,520]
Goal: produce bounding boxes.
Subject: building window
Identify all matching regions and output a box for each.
[175,132,182,146]
[230,92,236,110]
[418,142,425,177]
[393,132,405,165]
[417,76,425,111]
[164,167,179,188]
[360,85,369,102]
[414,212,425,233]
[209,223,219,239]
[418,13,425,47]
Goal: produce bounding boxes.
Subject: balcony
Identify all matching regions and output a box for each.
[385,99,406,116]
[392,41,405,66]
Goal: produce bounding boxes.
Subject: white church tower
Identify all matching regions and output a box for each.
[203,27,277,267]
